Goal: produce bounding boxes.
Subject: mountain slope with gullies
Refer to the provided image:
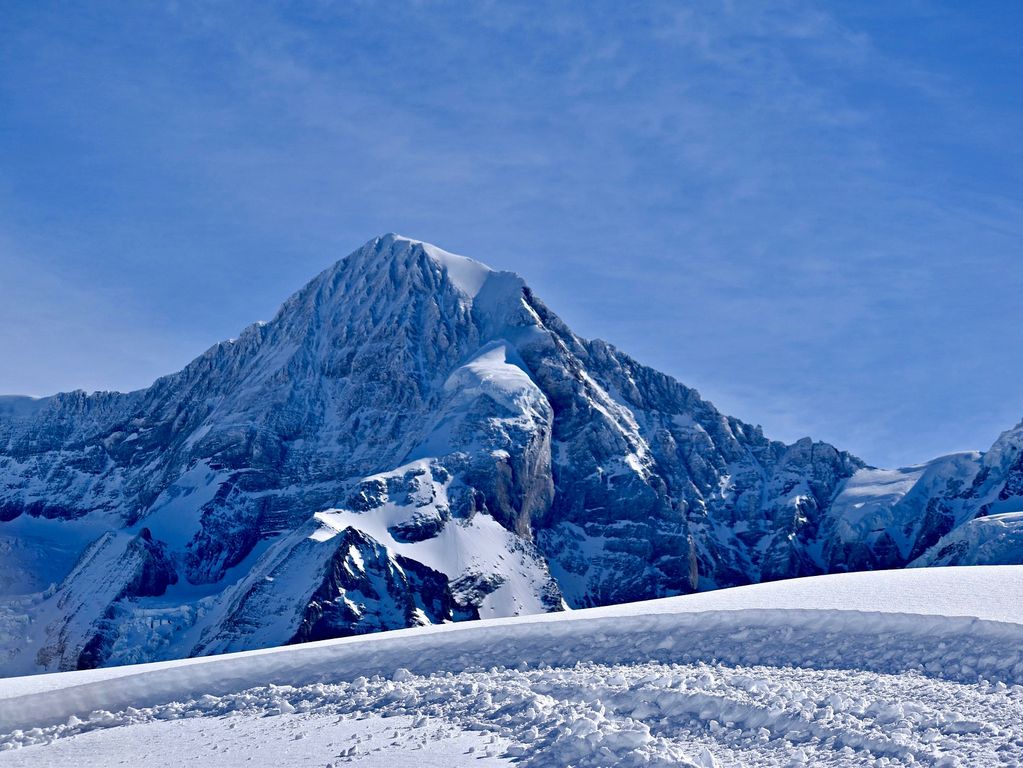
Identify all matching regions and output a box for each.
[1,234,1020,675]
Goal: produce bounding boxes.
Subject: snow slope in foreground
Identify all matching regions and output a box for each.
[2,566,1023,767]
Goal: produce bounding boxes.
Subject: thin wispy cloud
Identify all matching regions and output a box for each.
[0,0,1019,466]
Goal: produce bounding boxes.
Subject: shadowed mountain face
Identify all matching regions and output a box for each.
[1,234,1020,674]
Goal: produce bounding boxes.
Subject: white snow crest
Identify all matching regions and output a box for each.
[384,234,493,299]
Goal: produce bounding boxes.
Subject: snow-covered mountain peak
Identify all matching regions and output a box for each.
[376,233,495,299]
[256,233,530,354]
[309,233,504,307]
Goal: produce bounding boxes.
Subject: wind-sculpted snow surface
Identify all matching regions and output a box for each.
[2,568,1023,766]
[1,234,1022,675]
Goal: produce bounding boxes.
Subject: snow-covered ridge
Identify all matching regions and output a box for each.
[3,567,1023,766]
[1,233,1022,678]
[0,396,53,421]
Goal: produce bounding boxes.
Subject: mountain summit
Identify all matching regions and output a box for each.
[1,235,1020,674]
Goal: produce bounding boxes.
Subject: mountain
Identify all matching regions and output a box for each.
[1,234,1020,675]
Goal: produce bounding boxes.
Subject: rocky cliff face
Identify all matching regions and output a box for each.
[0,234,1019,675]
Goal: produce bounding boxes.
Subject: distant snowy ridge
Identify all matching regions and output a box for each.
[1,233,1022,676]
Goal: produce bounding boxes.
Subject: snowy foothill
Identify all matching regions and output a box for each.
[2,566,1023,766]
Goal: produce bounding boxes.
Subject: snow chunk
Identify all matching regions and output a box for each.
[443,341,538,409]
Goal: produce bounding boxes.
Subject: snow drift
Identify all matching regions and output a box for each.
[2,566,1022,766]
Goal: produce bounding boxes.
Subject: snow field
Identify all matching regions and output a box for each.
[3,649,1022,766]
[0,712,514,767]
[2,567,1023,766]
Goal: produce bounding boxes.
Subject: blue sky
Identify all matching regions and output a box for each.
[1,1,1020,467]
